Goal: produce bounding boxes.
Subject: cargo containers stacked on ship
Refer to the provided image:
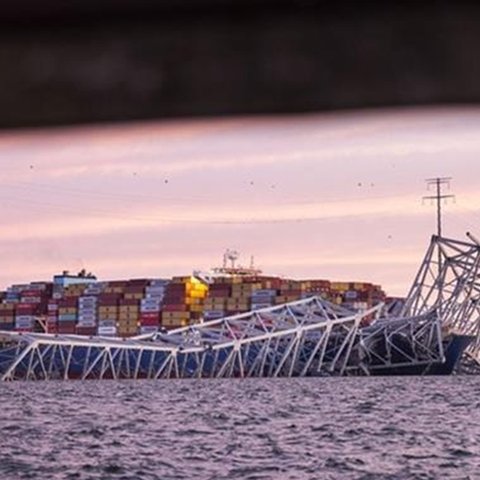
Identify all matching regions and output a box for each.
[46,299,59,333]
[77,295,97,336]
[274,279,303,305]
[229,278,259,313]
[161,276,208,329]
[139,280,169,334]
[0,272,387,336]
[0,301,15,332]
[14,282,52,333]
[330,281,386,311]
[116,280,145,337]
[299,279,331,300]
[203,279,232,320]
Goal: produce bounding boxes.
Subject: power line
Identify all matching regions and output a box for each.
[423,177,455,237]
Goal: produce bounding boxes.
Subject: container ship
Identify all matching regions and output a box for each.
[0,250,387,339]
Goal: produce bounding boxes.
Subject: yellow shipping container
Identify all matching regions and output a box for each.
[98,306,118,313]
[119,305,139,313]
[190,305,204,313]
[59,307,77,315]
[230,292,252,300]
[124,293,143,300]
[275,295,300,304]
[118,328,139,335]
[98,314,118,321]
[162,312,190,320]
[190,290,206,299]
[118,313,139,321]
[117,320,139,327]
[172,276,192,284]
[162,318,189,327]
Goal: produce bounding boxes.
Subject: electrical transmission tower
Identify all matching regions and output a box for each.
[423,177,455,238]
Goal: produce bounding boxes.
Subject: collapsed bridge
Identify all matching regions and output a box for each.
[0,234,478,381]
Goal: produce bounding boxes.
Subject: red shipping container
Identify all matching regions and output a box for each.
[16,307,36,315]
[162,304,188,312]
[127,279,150,287]
[166,284,187,293]
[162,295,185,304]
[140,317,159,326]
[124,286,145,294]
[140,312,160,319]
[108,280,128,288]
[58,298,78,308]
[76,326,97,336]
[208,289,230,298]
[58,325,76,334]
[21,290,44,297]
[97,294,121,306]
[119,298,140,306]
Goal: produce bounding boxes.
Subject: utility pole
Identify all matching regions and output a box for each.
[423,178,455,313]
[423,177,455,238]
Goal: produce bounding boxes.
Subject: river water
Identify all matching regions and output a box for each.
[0,376,479,480]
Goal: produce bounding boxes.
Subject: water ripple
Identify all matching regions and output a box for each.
[0,377,479,479]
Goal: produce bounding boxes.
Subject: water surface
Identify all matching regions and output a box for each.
[1,376,479,479]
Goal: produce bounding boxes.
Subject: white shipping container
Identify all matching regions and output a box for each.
[204,310,224,320]
[141,301,161,309]
[20,297,42,304]
[52,292,63,300]
[141,298,161,305]
[30,282,49,290]
[252,289,277,296]
[15,316,34,327]
[84,288,102,295]
[149,280,170,287]
[140,305,161,313]
[139,326,159,334]
[79,296,97,303]
[77,320,97,327]
[146,286,166,294]
[145,293,164,301]
[98,320,116,328]
[251,303,273,310]
[78,306,97,314]
[15,315,35,322]
[78,314,96,322]
[97,326,117,336]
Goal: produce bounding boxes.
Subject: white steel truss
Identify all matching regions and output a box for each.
[401,235,480,360]
[0,297,384,381]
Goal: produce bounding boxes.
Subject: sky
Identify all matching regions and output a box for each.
[0,105,479,296]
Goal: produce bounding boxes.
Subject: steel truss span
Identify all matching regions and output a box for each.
[401,235,480,363]
[0,292,447,381]
[0,298,374,381]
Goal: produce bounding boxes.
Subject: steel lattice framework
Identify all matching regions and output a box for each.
[401,235,480,360]
[0,297,383,381]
